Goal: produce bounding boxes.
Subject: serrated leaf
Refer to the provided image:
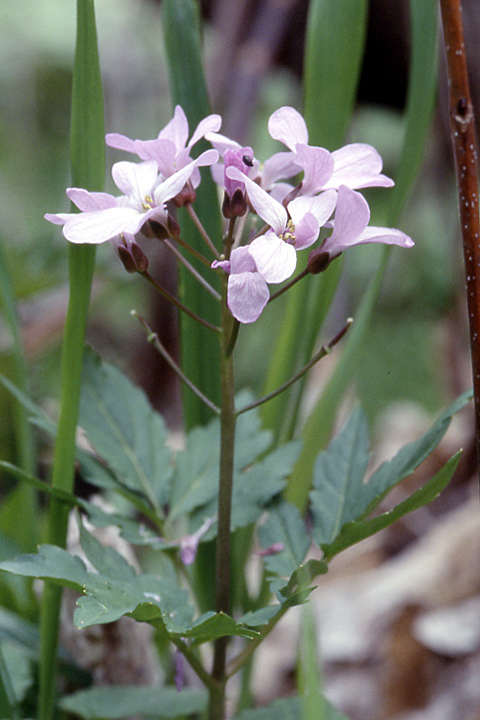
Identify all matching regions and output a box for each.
[0,545,88,591]
[169,402,272,522]
[310,408,370,546]
[322,452,462,560]
[258,502,311,592]
[359,390,471,516]
[79,349,172,513]
[59,685,207,719]
[311,393,471,550]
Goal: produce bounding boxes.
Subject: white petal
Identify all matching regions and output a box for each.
[205,131,242,156]
[249,233,297,284]
[288,190,337,228]
[62,206,141,244]
[153,150,218,205]
[112,161,158,205]
[268,106,308,150]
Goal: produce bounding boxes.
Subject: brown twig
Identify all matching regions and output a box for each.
[439,0,480,469]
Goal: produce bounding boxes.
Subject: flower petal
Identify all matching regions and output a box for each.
[105,132,138,154]
[288,190,337,228]
[249,232,297,283]
[294,144,334,194]
[66,188,117,212]
[322,185,370,255]
[324,143,394,189]
[268,106,308,150]
[158,105,189,149]
[112,160,159,205]
[261,151,299,188]
[226,168,287,233]
[227,271,269,324]
[153,149,218,205]
[188,114,222,149]
[62,206,142,244]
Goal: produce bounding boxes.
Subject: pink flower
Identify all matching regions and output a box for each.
[227,167,336,283]
[106,105,221,188]
[206,130,299,201]
[212,247,270,324]
[268,106,394,193]
[45,151,217,245]
[320,185,413,258]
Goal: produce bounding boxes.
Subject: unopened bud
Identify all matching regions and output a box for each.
[167,214,181,239]
[117,242,149,273]
[307,248,332,274]
[173,181,196,207]
[131,242,149,272]
[141,220,170,240]
[117,244,138,273]
[222,188,247,219]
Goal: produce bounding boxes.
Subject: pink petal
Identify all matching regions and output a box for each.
[158,105,189,149]
[268,106,308,151]
[226,168,287,234]
[324,143,394,189]
[353,226,414,250]
[205,131,242,156]
[292,212,320,251]
[249,232,297,283]
[105,133,137,153]
[45,212,71,225]
[294,144,334,194]
[261,151,300,188]
[153,150,218,205]
[66,188,117,212]
[227,271,269,324]
[188,114,222,149]
[322,186,370,255]
[229,246,257,274]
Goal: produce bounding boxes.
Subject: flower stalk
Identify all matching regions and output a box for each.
[209,273,237,720]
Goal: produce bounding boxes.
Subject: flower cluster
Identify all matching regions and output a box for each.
[46,105,413,323]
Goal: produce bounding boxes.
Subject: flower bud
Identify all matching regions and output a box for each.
[117,241,149,273]
[307,247,333,274]
[141,220,170,240]
[172,181,196,207]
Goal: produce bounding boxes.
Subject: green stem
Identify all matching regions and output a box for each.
[209,275,236,720]
[38,1,104,717]
[38,246,96,720]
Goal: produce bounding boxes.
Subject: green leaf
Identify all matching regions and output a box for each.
[59,686,207,719]
[234,696,350,720]
[258,501,316,597]
[311,392,471,551]
[79,349,172,513]
[0,641,33,705]
[78,516,136,581]
[304,0,368,150]
[169,401,271,522]
[360,390,471,515]
[309,408,370,546]
[0,546,255,643]
[321,451,462,560]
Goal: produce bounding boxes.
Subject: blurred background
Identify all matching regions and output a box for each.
[0,1,479,718]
